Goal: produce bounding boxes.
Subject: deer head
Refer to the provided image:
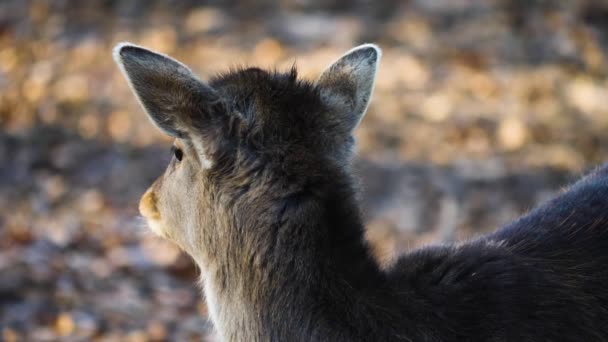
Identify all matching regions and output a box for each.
[114,42,380,258]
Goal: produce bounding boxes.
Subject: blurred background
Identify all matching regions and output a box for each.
[3,0,608,340]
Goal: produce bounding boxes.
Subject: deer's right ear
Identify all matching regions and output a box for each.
[316,44,381,134]
[113,42,222,139]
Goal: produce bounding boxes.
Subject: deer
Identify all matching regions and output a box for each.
[113,42,608,341]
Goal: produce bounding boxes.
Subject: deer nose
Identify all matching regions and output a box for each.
[139,188,161,220]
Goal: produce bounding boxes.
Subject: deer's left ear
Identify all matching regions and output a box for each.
[316,44,381,133]
[113,42,224,139]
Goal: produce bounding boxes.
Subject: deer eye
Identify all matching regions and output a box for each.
[172,146,183,162]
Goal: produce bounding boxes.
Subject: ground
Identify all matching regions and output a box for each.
[2,0,608,340]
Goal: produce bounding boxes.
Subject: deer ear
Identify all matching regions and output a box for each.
[113,42,222,138]
[316,44,381,133]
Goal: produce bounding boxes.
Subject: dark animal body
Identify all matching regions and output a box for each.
[386,164,608,341]
[114,43,608,341]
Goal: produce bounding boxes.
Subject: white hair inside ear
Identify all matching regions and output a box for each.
[316,44,382,133]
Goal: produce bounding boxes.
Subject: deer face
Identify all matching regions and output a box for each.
[113,43,381,261]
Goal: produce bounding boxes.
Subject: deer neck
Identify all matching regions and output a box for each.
[197,185,389,341]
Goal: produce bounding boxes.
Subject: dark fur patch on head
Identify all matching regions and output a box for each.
[209,66,325,147]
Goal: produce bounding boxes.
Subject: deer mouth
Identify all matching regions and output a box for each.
[139,189,165,236]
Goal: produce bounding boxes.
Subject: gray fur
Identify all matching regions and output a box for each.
[116,43,608,342]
